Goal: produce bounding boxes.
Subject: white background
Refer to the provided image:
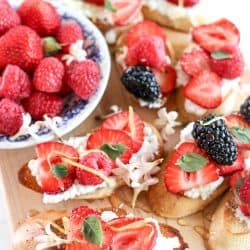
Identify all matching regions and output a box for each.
[0,0,250,249]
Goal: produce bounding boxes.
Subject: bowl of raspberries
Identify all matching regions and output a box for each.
[0,0,111,149]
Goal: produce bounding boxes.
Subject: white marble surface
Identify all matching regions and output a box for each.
[0,1,249,249]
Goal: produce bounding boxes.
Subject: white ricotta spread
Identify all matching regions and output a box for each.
[130,125,160,163]
[235,207,250,230]
[105,29,118,44]
[175,122,194,148]
[64,135,89,157]
[101,211,119,222]
[184,177,224,200]
[143,0,214,25]
[139,97,167,109]
[184,99,207,116]
[176,61,190,87]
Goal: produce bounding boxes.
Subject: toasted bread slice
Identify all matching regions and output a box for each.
[208,192,250,250]
[13,207,188,250]
[147,159,228,218]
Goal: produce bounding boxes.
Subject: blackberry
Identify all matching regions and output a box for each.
[240,97,250,122]
[121,65,160,102]
[192,114,237,165]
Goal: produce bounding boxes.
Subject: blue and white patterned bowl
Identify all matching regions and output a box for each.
[0,0,111,149]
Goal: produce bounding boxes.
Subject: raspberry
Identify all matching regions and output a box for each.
[66,60,100,100]
[23,92,63,120]
[0,65,31,100]
[0,98,23,135]
[210,44,244,79]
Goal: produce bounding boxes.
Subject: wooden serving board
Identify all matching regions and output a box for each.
[0,26,249,250]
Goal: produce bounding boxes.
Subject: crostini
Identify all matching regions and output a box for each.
[142,0,214,32]
[65,0,143,44]
[148,114,245,218]
[13,205,189,250]
[115,20,177,109]
[175,19,246,122]
[18,108,164,204]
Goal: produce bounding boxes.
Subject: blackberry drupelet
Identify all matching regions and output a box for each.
[240,96,250,122]
[192,114,237,165]
[120,65,160,102]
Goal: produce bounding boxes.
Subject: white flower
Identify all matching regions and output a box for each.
[155,108,179,141]
[113,158,162,207]
[62,40,87,65]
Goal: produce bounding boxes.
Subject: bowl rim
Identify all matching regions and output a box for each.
[0,0,111,150]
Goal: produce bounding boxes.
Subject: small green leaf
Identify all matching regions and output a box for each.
[176,153,208,172]
[43,37,61,56]
[211,50,233,60]
[104,0,117,12]
[101,143,127,160]
[232,126,250,144]
[82,216,103,246]
[51,164,68,178]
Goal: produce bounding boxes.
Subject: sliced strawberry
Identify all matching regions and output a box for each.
[87,129,133,163]
[225,114,250,150]
[36,141,79,160]
[239,175,250,204]
[239,204,250,216]
[218,152,245,176]
[184,70,222,109]
[167,0,199,7]
[126,20,166,48]
[180,48,210,77]
[85,0,104,5]
[164,142,219,194]
[101,111,144,153]
[126,35,167,70]
[192,19,240,52]
[153,64,176,96]
[229,169,247,190]
[66,206,113,250]
[110,217,157,250]
[112,0,143,26]
[76,152,113,185]
[38,158,75,194]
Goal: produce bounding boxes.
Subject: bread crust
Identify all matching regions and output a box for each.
[13,208,188,250]
[147,158,228,218]
[208,192,250,250]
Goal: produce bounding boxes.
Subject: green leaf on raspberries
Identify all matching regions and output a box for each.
[232,126,250,143]
[43,37,61,56]
[51,164,68,178]
[104,0,117,12]
[211,50,233,60]
[82,216,103,246]
[101,143,127,160]
[176,153,208,172]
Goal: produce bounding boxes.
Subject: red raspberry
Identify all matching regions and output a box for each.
[33,57,64,93]
[239,175,250,204]
[66,60,100,99]
[56,20,83,53]
[210,44,244,79]
[0,3,21,36]
[23,92,63,120]
[0,98,23,135]
[0,65,31,100]
[76,152,113,185]
[125,35,167,70]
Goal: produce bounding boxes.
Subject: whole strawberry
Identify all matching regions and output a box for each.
[66,60,100,99]
[0,98,23,135]
[23,92,63,120]
[210,44,244,79]
[18,0,60,36]
[33,57,64,93]
[56,20,83,53]
[0,26,43,72]
[0,65,31,100]
[0,3,21,36]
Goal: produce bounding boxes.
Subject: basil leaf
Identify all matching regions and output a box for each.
[101,143,127,160]
[82,216,103,246]
[104,0,117,12]
[51,164,68,178]
[232,126,250,143]
[176,153,208,172]
[211,50,233,60]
